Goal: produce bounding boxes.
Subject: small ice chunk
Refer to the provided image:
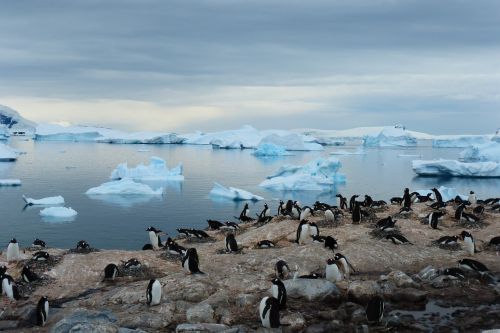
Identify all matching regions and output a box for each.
[209,182,264,201]
[253,143,293,157]
[0,143,18,161]
[40,207,77,218]
[23,195,65,205]
[86,178,163,195]
[110,156,184,181]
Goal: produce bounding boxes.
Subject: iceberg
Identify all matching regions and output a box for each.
[0,143,18,161]
[432,135,489,148]
[209,182,264,201]
[86,178,163,195]
[295,126,433,141]
[253,143,293,157]
[459,141,500,163]
[0,179,21,186]
[259,157,345,191]
[110,156,184,181]
[0,104,37,134]
[414,186,467,202]
[412,159,500,178]
[96,132,185,144]
[23,195,65,206]
[363,126,417,147]
[258,134,324,151]
[40,207,77,218]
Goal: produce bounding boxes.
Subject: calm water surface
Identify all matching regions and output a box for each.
[1,139,498,250]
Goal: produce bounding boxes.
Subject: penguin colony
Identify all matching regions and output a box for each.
[1,187,499,329]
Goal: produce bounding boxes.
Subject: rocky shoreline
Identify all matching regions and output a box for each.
[1,201,499,332]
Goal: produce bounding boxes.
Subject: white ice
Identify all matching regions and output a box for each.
[414,186,467,202]
[0,104,37,134]
[412,159,500,177]
[86,178,164,196]
[259,157,346,191]
[0,179,21,186]
[363,126,417,147]
[209,182,264,201]
[253,143,293,157]
[40,207,77,218]
[23,195,65,205]
[330,147,366,155]
[294,126,433,141]
[0,143,18,161]
[110,156,184,181]
[258,133,323,151]
[432,135,490,148]
[459,141,500,163]
[0,125,9,140]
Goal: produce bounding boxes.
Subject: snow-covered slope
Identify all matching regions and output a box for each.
[0,105,36,133]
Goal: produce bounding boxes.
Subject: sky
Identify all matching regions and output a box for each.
[0,0,499,134]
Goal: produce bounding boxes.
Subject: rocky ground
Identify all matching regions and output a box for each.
[1,201,499,332]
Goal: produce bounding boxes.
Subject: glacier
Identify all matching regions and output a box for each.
[0,125,9,140]
[0,143,18,161]
[23,195,65,206]
[86,178,164,196]
[259,157,346,191]
[209,182,264,201]
[110,156,184,181]
[253,143,293,157]
[363,126,417,147]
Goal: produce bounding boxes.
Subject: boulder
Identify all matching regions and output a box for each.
[186,303,216,324]
[283,279,340,300]
[347,280,380,302]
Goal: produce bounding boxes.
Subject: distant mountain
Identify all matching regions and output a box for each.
[0,104,36,133]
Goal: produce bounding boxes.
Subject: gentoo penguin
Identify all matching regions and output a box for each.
[431,187,443,203]
[182,248,204,274]
[22,265,39,283]
[103,264,119,281]
[277,200,285,215]
[257,240,275,248]
[377,216,396,232]
[259,296,281,328]
[271,278,287,309]
[2,275,20,300]
[386,234,413,245]
[6,238,20,262]
[207,219,224,230]
[296,220,310,245]
[363,195,373,207]
[324,208,335,222]
[403,188,412,209]
[225,233,239,252]
[299,206,314,221]
[308,222,319,237]
[334,253,356,278]
[76,240,90,250]
[336,194,348,210]
[352,201,361,224]
[189,229,210,239]
[442,268,465,280]
[489,236,500,248]
[298,273,321,279]
[366,296,384,323]
[312,235,327,243]
[458,258,489,273]
[222,221,240,231]
[291,201,301,219]
[459,231,475,255]
[239,203,250,219]
[468,191,477,206]
[455,203,466,221]
[146,279,162,306]
[436,235,459,245]
[166,238,187,256]
[462,212,480,223]
[349,195,359,212]
[399,206,413,214]
[325,258,343,282]
[142,244,154,250]
[36,296,49,326]
[146,227,163,249]
[274,260,290,279]
[258,203,271,219]
[33,251,50,261]
[32,238,46,248]
[390,197,403,205]
[123,258,141,269]
[473,205,484,215]
[428,211,445,229]
[371,200,387,208]
[324,236,339,251]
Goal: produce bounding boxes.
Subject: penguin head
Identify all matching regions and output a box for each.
[264,203,268,208]
[459,231,472,240]
[271,278,283,286]
[146,226,159,232]
[41,296,48,302]
[326,258,336,266]
[470,191,474,194]
[0,266,6,275]
[9,238,17,244]
[334,253,345,261]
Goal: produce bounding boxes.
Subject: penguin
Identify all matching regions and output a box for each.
[371,200,387,208]
[403,188,412,209]
[459,231,475,255]
[274,260,290,279]
[283,200,294,216]
[298,273,321,279]
[386,234,412,245]
[123,258,141,269]
[308,222,319,237]
[239,203,249,219]
[363,195,373,207]
[324,208,335,222]
[76,240,90,250]
[258,203,271,219]
[428,211,445,229]
[2,275,20,300]
[488,236,500,248]
[377,216,397,232]
[458,258,489,273]
[6,238,20,262]
[296,220,310,245]
[222,221,240,231]
[207,219,224,230]
[271,278,287,309]
[299,206,314,221]
[410,191,419,203]
[259,296,281,328]
[146,279,162,306]
[142,244,154,250]
[442,267,465,280]
[462,212,480,223]
[277,200,285,215]
[0,265,6,276]
[455,203,466,221]
[176,228,191,237]
[312,235,326,243]
[257,240,275,248]
[325,258,343,282]
[349,195,359,212]
[436,235,459,245]
[324,236,339,251]
[182,248,204,274]
[390,197,403,205]
[473,205,484,215]
[166,238,187,256]
[431,187,443,203]
[189,229,210,239]
[336,194,348,210]
[32,238,46,248]
[36,296,49,326]
[103,264,119,280]
[33,251,50,261]
[468,191,477,206]
[291,201,301,219]
[22,265,39,283]
[352,201,361,224]
[399,206,413,214]
[225,233,239,252]
[415,193,433,203]
[146,227,163,249]
[366,296,384,323]
[334,253,356,278]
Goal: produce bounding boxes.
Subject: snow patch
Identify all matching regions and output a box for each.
[110,156,184,181]
[209,182,264,201]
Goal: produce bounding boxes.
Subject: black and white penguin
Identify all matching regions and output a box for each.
[473,205,485,215]
[312,235,326,243]
[488,236,500,248]
[22,265,39,283]
[36,296,49,326]
[258,203,271,219]
[402,188,412,209]
[352,201,361,224]
[142,244,154,250]
[334,253,356,278]
[32,251,50,261]
[182,248,204,274]
[349,195,359,212]
[462,212,480,223]
[459,231,475,255]
[76,240,90,250]
[222,221,240,231]
[257,240,275,248]
[32,238,46,248]
[225,233,239,252]
[207,219,224,230]
[325,258,343,282]
[146,279,162,306]
[324,236,339,251]
[291,201,301,219]
[324,208,335,222]
[6,238,20,262]
[336,194,348,210]
[274,260,290,279]
[298,273,321,279]
[239,203,250,219]
[277,200,285,215]
[2,275,20,300]
[468,191,477,206]
[366,296,384,323]
[428,211,445,229]
[386,234,412,245]
[146,227,163,249]
[296,220,310,245]
[431,187,443,203]
[363,195,373,207]
[442,267,465,280]
[371,200,388,208]
[299,206,314,221]
[377,216,396,232]
[166,238,187,256]
[123,258,141,269]
[436,235,459,245]
[271,278,287,309]
[390,197,403,205]
[259,296,281,328]
[399,206,413,214]
[103,264,119,281]
[455,203,466,221]
[458,258,489,273]
[308,222,319,237]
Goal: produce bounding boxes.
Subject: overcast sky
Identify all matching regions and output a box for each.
[1,0,499,134]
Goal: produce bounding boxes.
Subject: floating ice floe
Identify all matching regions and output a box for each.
[295,126,433,141]
[414,186,467,202]
[259,157,345,191]
[0,143,18,161]
[258,134,323,151]
[412,159,500,177]
[86,178,164,196]
[40,207,77,219]
[363,126,417,147]
[23,195,65,205]
[459,141,500,163]
[330,148,366,156]
[110,156,184,181]
[209,182,264,201]
[0,179,21,186]
[253,143,293,157]
[432,135,490,148]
